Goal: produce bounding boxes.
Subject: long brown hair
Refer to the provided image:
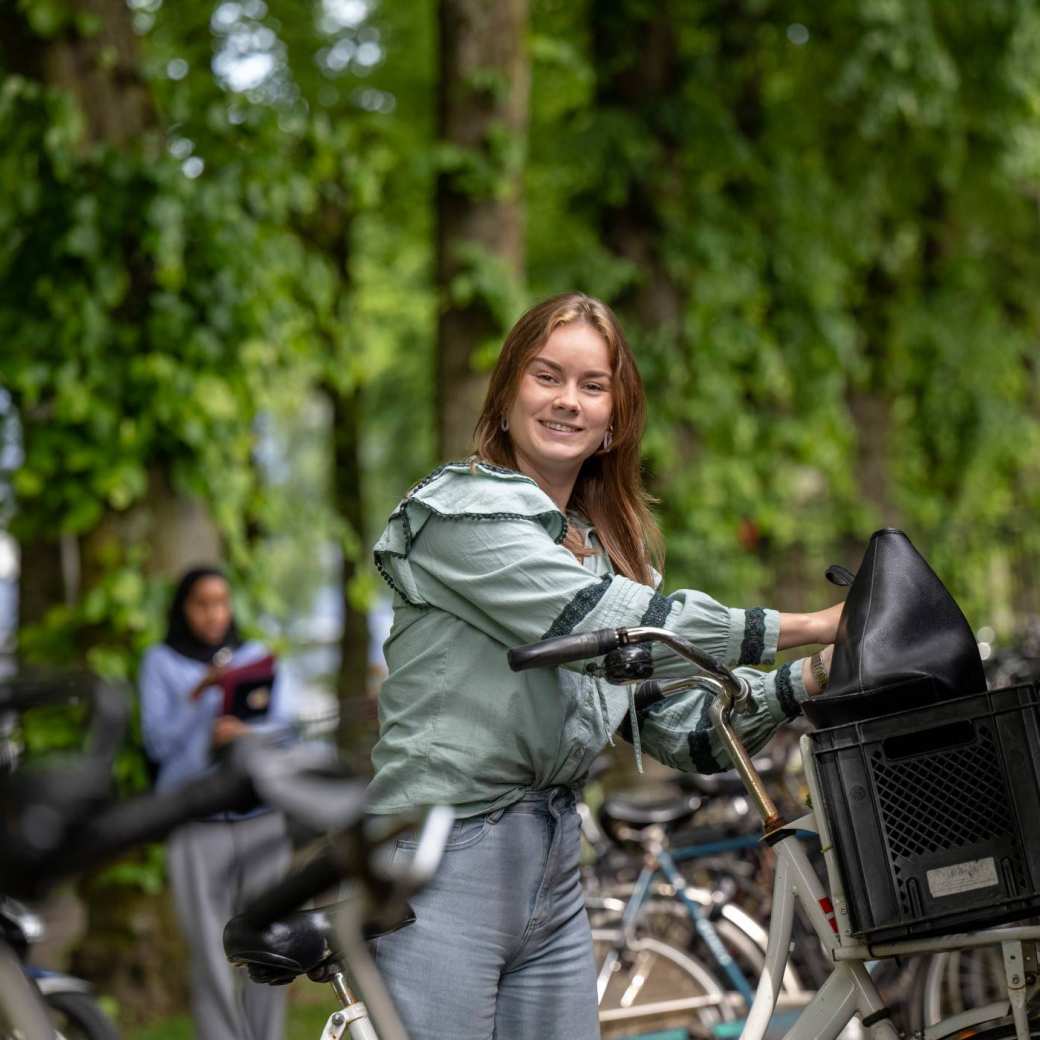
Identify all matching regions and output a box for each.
[473,293,663,587]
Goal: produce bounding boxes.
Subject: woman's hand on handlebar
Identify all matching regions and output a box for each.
[777,602,843,651]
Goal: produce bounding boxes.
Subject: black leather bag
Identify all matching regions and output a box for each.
[802,528,987,728]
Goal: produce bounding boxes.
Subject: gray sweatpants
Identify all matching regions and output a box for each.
[168,811,291,1040]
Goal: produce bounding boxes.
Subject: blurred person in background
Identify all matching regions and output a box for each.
[140,566,296,1040]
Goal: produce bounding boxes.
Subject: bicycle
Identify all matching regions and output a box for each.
[0,698,118,1040]
[0,672,449,1040]
[580,774,814,1035]
[222,799,453,1040]
[509,624,1040,1040]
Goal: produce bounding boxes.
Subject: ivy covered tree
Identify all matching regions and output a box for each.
[435,0,529,459]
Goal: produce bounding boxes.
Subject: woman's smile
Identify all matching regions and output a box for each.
[539,419,583,434]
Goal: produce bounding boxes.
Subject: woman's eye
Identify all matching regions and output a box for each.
[584,383,606,393]
[535,371,557,383]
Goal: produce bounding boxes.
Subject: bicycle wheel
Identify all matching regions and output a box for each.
[911,948,1016,1030]
[592,927,733,1039]
[591,891,808,1008]
[43,991,119,1040]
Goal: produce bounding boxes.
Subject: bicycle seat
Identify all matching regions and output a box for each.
[599,792,701,841]
[677,755,780,799]
[223,901,415,985]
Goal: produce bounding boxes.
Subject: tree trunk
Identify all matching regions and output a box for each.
[80,468,222,588]
[327,383,374,757]
[590,0,684,333]
[435,0,529,460]
[1,0,155,149]
[16,536,70,631]
[290,164,372,755]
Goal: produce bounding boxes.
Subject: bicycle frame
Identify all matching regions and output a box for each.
[599,839,769,1008]
[599,625,1040,1039]
[734,731,1040,1040]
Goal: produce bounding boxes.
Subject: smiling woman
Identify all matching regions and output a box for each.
[366,292,842,1040]
[473,293,660,584]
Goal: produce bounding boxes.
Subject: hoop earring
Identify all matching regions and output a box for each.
[602,427,613,452]
[500,415,509,432]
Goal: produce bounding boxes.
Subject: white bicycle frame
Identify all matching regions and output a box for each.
[730,727,1040,1040]
[597,624,1040,1040]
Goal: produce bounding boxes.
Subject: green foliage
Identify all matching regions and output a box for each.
[1,1,439,835]
[527,0,1040,622]
[4,0,1040,800]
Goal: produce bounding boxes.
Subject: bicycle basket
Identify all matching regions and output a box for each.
[810,682,1040,943]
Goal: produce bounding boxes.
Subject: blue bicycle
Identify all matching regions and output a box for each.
[582,756,817,1037]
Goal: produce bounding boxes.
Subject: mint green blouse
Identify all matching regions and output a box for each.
[367,461,808,817]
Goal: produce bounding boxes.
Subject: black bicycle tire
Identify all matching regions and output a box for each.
[43,990,120,1040]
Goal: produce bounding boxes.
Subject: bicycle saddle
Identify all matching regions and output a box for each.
[599,791,701,843]
[223,901,415,985]
[803,528,986,728]
[677,754,781,799]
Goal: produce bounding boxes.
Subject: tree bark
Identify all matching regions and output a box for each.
[327,382,373,754]
[16,536,69,631]
[435,0,529,460]
[47,0,154,148]
[590,0,684,332]
[80,468,222,588]
[290,158,372,753]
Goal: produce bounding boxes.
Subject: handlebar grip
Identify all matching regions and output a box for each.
[507,629,622,672]
[57,768,258,880]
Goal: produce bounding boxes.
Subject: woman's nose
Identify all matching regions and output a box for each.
[553,383,580,411]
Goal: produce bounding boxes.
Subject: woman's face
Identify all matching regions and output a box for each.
[184,576,232,646]
[507,322,613,481]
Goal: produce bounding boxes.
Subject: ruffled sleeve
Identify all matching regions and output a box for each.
[373,460,566,608]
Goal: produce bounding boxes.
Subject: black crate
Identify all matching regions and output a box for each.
[810,683,1040,943]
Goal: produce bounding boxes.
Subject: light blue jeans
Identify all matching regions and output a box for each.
[373,787,600,1040]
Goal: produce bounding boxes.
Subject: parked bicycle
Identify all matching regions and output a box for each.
[0,672,449,1040]
[579,758,815,1035]
[0,700,118,1040]
[509,623,1040,1040]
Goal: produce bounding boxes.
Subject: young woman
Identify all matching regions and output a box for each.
[139,567,296,1040]
[368,293,839,1039]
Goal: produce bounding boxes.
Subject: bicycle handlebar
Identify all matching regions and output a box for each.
[0,672,129,763]
[507,628,622,671]
[0,732,371,901]
[508,626,751,712]
[0,745,260,900]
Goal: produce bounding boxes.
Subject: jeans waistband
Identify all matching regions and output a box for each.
[491,786,576,820]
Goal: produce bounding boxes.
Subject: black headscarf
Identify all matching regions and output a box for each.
[164,566,243,664]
